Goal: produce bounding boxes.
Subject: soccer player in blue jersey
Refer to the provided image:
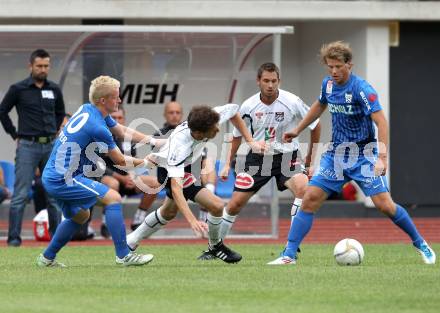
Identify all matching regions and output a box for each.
[36,76,157,267]
[268,41,436,265]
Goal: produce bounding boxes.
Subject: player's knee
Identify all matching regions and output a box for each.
[376,201,396,216]
[160,206,177,220]
[210,198,225,215]
[102,176,120,191]
[227,199,245,215]
[102,189,122,205]
[72,209,90,224]
[111,193,122,204]
[291,174,308,198]
[302,191,321,213]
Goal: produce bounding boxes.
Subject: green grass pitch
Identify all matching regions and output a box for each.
[0,244,438,313]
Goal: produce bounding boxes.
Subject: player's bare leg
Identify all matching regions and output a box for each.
[131,176,161,230]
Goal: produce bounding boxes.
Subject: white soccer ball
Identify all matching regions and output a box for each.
[333,238,364,266]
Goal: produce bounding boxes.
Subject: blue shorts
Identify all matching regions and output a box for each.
[309,152,389,197]
[43,175,109,219]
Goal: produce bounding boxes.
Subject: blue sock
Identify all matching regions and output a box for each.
[391,204,424,248]
[43,219,81,260]
[284,210,315,258]
[105,203,129,259]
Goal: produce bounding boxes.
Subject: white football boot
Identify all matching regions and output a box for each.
[115,251,154,266]
[415,241,436,264]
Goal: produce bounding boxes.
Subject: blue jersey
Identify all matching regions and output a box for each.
[43,103,117,183]
[319,74,382,146]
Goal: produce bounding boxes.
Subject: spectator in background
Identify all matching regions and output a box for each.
[0,49,65,246]
[32,113,72,215]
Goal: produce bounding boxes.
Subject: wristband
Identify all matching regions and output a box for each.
[205,183,216,193]
[143,159,155,169]
[149,137,157,146]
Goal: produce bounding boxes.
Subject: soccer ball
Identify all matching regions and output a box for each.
[333,238,364,266]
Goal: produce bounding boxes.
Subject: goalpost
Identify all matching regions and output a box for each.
[0,25,293,239]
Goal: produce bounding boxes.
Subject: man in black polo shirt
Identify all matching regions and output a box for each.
[0,49,65,246]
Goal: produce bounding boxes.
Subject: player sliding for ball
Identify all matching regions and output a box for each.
[127,104,266,263]
[268,41,435,265]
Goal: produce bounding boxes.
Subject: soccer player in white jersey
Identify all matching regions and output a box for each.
[127,104,265,263]
[37,76,158,267]
[198,62,321,261]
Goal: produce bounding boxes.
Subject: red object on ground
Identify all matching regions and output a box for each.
[33,220,51,241]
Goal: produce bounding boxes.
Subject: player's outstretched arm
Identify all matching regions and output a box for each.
[371,110,389,176]
[219,136,241,181]
[110,123,166,148]
[170,178,208,237]
[107,146,148,169]
[201,157,217,187]
[230,113,265,153]
[305,121,322,169]
[284,100,326,143]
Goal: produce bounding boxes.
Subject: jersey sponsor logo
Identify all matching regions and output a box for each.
[345,93,353,103]
[326,80,333,94]
[234,172,254,189]
[275,112,284,122]
[359,91,371,110]
[264,127,276,141]
[182,172,196,188]
[328,103,354,115]
[368,93,377,102]
[255,112,264,119]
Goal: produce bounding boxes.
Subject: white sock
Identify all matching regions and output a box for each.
[219,208,237,240]
[126,209,168,249]
[207,213,222,246]
[291,198,302,221]
[199,209,208,222]
[132,208,148,225]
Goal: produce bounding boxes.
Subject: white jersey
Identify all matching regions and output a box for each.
[151,103,239,178]
[232,89,319,153]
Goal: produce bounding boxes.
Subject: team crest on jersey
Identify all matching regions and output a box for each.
[275,112,284,122]
[345,93,353,103]
[326,80,333,94]
[235,173,254,189]
[368,93,377,102]
[255,112,264,119]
